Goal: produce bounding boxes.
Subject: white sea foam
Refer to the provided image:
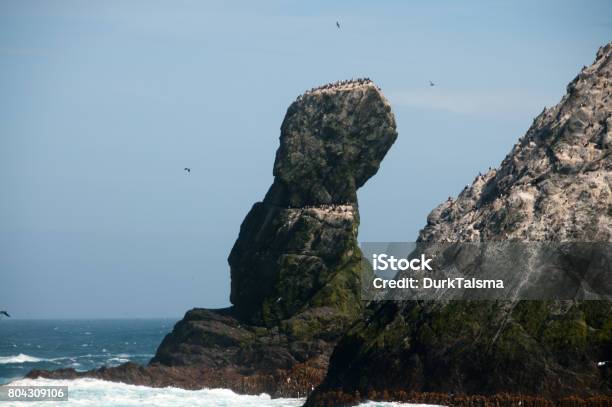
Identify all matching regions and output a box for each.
[0,354,44,364]
[0,353,152,366]
[4,378,304,406]
[107,357,130,364]
[3,378,439,407]
[60,353,151,361]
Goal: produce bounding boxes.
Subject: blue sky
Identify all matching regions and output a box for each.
[1,0,610,318]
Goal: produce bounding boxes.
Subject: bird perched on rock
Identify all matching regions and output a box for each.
[0,311,10,318]
[184,168,191,174]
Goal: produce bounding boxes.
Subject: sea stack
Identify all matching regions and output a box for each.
[305,44,612,406]
[229,79,397,325]
[152,79,397,382]
[28,79,398,397]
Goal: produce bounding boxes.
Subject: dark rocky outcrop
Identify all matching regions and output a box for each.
[28,79,398,397]
[305,44,612,406]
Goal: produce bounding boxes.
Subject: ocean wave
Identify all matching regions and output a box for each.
[0,353,153,366]
[5,378,436,407]
[0,354,44,364]
[6,378,305,406]
[107,357,130,364]
[55,353,152,361]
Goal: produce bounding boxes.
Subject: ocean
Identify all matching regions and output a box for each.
[0,319,430,407]
[0,319,171,384]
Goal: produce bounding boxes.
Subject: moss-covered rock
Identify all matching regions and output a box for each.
[229,79,397,325]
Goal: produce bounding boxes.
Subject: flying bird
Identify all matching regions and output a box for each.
[0,311,10,318]
[429,80,435,87]
[336,21,340,29]
[184,168,191,174]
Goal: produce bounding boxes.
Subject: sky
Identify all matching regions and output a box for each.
[1,0,610,318]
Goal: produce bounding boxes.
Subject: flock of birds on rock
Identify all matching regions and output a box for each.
[308,77,373,92]
[296,74,435,100]
[298,78,378,101]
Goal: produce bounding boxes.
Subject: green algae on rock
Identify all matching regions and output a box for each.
[230,79,397,325]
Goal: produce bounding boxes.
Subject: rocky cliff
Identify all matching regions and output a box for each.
[28,79,398,396]
[305,44,612,406]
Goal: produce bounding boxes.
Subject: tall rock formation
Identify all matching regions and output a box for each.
[229,80,397,325]
[150,79,397,380]
[28,79,398,396]
[306,44,612,406]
